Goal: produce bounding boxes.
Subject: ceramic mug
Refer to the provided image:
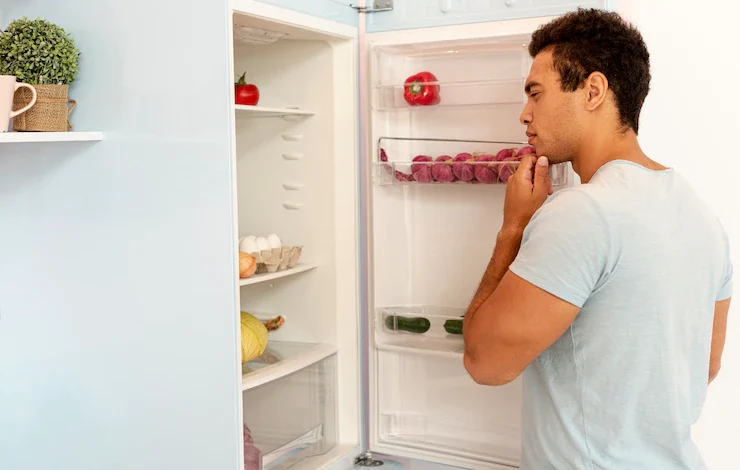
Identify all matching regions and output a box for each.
[0,75,37,132]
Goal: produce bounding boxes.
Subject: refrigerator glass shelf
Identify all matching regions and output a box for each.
[374,137,568,187]
[242,341,337,391]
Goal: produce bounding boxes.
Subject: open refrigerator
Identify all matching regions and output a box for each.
[230,2,577,470]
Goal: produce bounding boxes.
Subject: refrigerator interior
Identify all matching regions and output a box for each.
[367,35,566,468]
[231,9,359,470]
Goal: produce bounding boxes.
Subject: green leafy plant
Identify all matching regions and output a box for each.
[0,17,80,85]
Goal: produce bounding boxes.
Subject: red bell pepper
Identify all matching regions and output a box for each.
[403,71,441,106]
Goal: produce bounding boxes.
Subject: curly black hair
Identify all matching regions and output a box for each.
[529,8,651,134]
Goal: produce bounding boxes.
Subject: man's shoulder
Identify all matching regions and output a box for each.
[537,184,608,220]
[525,185,612,243]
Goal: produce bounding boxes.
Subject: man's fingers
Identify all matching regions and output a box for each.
[515,155,536,182]
[533,156,551,198]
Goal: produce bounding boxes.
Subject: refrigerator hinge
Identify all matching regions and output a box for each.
[350,1,394,13]
[355,451,385,467]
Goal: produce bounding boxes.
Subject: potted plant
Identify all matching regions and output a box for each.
[0,17,80,132]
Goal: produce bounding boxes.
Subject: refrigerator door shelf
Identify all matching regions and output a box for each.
[372,78,524,111]
[373,348,522,467]
[377,412,519,467]
[371,39,530,89]
[374,137,568,187]
[375,306,464,357]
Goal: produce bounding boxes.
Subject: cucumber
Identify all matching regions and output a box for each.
[384,315,431,334]
[444,319,463,335]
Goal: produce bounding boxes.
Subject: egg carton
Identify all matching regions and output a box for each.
[248,245,303,274]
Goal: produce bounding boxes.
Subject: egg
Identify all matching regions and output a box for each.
[240,237,259,254]
[256,237,271,252]
[267,233,282,249]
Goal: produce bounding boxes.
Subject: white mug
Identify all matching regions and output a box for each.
[0,75,37,132]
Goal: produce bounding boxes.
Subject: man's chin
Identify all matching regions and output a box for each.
[546,156,571,165]
[535,151,570,165]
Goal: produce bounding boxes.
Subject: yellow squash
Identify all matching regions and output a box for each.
[241,311,268,363]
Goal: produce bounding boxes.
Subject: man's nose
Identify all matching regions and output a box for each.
[520,104,532,125]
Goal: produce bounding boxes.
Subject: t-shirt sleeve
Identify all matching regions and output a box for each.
[716,228,733,301]
[508,189,613,309]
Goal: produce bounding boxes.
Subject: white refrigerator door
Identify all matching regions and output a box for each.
[360,16,567,470]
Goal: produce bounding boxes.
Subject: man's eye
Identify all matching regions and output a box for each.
[530,92,539,98]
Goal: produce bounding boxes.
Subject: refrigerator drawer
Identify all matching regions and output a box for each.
[243,353,338,470]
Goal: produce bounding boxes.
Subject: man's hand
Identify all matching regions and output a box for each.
[502,155,553,232]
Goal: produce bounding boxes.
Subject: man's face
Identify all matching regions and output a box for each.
[519,50,582,164]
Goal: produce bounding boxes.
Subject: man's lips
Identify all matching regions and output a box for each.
[526,132,536,144]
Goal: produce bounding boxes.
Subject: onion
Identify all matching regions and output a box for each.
[239,252,257,278]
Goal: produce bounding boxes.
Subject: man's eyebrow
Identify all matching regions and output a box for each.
[524,81,541,94]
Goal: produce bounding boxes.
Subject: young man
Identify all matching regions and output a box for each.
[462,8,732,470]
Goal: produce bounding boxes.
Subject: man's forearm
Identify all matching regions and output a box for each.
[464,228,524,323]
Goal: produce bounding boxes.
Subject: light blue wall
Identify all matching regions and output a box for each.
[0,1,241,470]
[254,0,359,26]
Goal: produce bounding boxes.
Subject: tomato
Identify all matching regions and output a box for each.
[235,72,260,106]
[236,84,259,106]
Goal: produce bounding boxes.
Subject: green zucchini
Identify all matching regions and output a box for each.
[444,319,463,335]
[384,315,431,334]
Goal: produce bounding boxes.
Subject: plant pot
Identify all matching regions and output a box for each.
[12,84,76,132]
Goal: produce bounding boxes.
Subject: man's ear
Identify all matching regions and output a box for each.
[583,71,608,111]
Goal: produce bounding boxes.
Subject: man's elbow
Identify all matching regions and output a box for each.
[709,361,721,384]
[463,350,519,386]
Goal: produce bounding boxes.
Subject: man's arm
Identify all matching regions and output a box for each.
[463,266,580,386]
[709,297,731,384]
[463,155,548,323]
[463,228,522,320]
[463,157,611,387]
[463,155,582,385]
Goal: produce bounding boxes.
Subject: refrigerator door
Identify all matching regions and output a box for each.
[360,17,572,470]
[366,0,611,32]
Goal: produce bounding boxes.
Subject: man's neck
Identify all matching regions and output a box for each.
[571,129,666,183]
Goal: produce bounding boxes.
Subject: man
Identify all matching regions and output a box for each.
[462,8,732,470]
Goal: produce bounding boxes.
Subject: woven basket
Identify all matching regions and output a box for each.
[12,84,76,132]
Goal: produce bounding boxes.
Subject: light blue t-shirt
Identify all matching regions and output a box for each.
[508,160,733,470]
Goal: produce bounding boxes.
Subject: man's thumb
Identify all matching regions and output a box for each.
[533,156,550,196]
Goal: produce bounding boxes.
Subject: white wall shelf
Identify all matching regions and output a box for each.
[242,341,337,391]
[239,263,317,287]
[234,104,314,118]
[0,131,103,143]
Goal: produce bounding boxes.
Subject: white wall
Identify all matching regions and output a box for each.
[617,1,740,468]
